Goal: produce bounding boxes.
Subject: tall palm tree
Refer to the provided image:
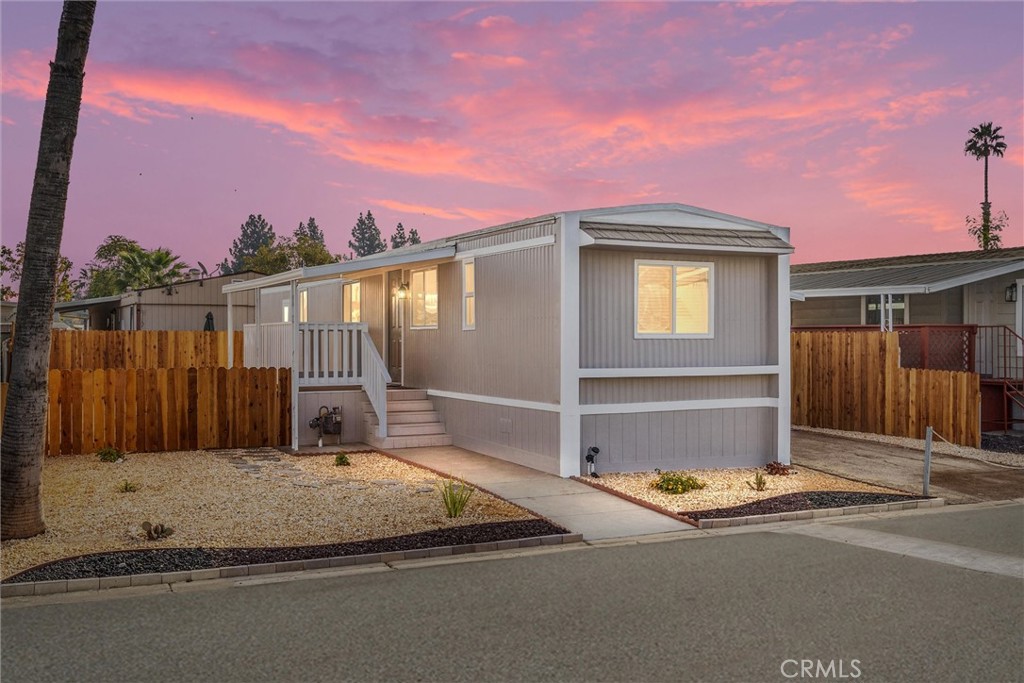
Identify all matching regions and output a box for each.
[2,1,97,539]
[964,122,1007,249]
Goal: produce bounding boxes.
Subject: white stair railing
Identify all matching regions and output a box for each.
[297,323,366,386]
[360,329,391,438]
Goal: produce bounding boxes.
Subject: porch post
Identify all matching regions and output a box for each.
[290,280,299,451]
[558,212,582,477]
[254,287,262,367]
[776,253,792,465]
[226,292,233,368]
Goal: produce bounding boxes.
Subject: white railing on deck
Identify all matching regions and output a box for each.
[298,322,366,386]
[243,322,293,368]
[360,330,392,438]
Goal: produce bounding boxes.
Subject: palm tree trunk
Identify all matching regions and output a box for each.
[984,155,989,206]
[1,1,96,540]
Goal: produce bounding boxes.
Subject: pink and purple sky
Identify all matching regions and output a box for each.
[2,1,1022,273]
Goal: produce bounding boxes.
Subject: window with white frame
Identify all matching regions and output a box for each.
[462,259,476,330]
[298,290,308,323]
[411,267,438,329]
[865,294,906,326]
[635,260,713,338]
[343,282,361,323]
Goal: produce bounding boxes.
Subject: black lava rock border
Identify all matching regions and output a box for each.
[682,491,932,521]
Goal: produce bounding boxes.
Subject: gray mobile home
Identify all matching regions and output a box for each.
[226,204,793,476]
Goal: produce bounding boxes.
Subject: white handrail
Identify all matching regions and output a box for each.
[360,330,392,438]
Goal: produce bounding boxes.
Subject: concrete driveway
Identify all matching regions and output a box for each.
[792,429,1024,503]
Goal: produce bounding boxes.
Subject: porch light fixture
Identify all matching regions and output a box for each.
[1006,283,1018,303]
[397,283,409,300]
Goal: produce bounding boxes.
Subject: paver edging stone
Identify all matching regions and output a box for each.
[693,498,946,529]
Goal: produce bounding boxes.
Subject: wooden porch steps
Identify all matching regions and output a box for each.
[363,388,452,449]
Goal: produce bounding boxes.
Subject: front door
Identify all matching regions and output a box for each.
[387,270,403,384]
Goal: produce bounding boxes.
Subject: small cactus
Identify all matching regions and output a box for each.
[141,521,174,540]
[747,471,768,492]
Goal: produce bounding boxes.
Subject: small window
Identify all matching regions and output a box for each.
[343,282,361,323]
[462,259,476,330]
[865,294,905,326]
[411,267,438,329]
[299,290,308,323]
[635,260,713,338]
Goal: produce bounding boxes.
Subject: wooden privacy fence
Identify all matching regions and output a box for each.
[48,330,244,370]
[0,367,290,455]
[791,331,981,447]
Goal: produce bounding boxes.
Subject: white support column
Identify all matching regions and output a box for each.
[290,280,300,451]
[777,254,792,465]
[558,213,582,477]
[254,287,262,367]
[226,292,234,369]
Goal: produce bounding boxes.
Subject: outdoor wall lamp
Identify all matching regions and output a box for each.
[397,283,409,300]
[1005,283,1018,303]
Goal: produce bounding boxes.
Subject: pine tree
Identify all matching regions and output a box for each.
[227,214,275,273]
[348,210,387,257]
[295,216,325,244]
[408,227,421,245]
[390,222,408,249]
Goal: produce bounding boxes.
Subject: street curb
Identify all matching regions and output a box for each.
[687,497,945,529]
[0,532,584,599]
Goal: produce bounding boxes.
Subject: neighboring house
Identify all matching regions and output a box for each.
[227,203,793,476]
[53,271,262,331]
[791,247,1024,431]
[1,300,87,381]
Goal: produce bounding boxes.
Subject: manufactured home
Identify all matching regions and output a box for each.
[791,247,1024,431]
[225,204,793,476]
[53,271,262,331]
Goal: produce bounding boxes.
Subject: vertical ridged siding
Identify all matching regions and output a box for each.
[580,376,773,404]
[403,223,560,403]
[304,284,340,322]
[580,249,773,368]
[127,276,257,331]
[458,220,556,250]
[581,407,777,473]
[432,396,560,474]
[791,296,861,326]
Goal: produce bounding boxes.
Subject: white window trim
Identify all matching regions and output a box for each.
[634,259,715,339]
[864,293,910,327]
[410,266,438,330]
[462,258,476,331]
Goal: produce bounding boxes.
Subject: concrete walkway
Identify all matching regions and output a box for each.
[387,446,694,540]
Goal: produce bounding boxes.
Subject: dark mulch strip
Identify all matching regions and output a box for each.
[3,519,568,584]
[682,491,932,521]
[981,433,1024,455]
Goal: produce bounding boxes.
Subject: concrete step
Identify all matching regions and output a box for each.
[366,433,454,449]
[387,389,428,401]
[366,411,440,426]
[387,422,447,437]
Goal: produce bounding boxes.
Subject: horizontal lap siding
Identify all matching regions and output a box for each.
[581,408,776,473]
[791,296,861,326]
[404,221,559,403]
[580,249,773,368]
[580,376,774,404]
[432,396,560,474]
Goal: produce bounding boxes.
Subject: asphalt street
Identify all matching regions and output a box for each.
[2,503,1022,683]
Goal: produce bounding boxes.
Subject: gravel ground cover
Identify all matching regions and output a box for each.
[795,425,1024,466]
[590,466,902,516]
[1,449,538,581]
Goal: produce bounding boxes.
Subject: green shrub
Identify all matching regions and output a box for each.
[747,471,767,492]
[117,479,138,493]
[651,470,706,495]
[334,453,351,467]
[437,479,475,518]
[97,447,123,463]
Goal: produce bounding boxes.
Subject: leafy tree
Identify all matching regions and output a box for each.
[966,210,1008,251]
[408,227,421,245]
[964,122,1008,250]
[226,214,276,273]
[240,222,339,275]
[1,242,75,302]
[3,0,96,540]
[348,210,386,257]
[242,242,291,275]
[76,235,140,297]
